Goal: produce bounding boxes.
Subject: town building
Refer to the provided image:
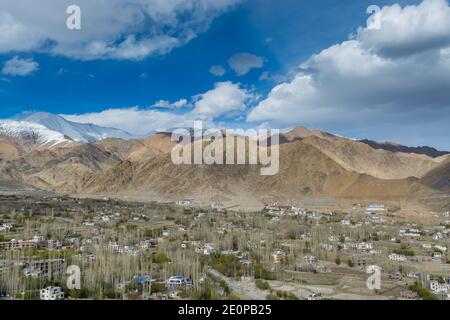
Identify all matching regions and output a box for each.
[40,287,65,300]
[365,204,385,214]
[389,253,407,262]
[167,276,189,288]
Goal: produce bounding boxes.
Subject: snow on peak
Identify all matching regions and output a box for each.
[0,120,71,148]
[18,112,133,143]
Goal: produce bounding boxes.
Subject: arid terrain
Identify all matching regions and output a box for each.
[1,124,449,212]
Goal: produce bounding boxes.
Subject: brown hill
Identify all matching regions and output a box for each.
[421,158,450,193]
[95,138,144,160]
[282,127,442,179]
[81,139,434,206]
[126,133,177,161]
[0,126,445,207]
[19,144,122,193]
[0,138,22,160]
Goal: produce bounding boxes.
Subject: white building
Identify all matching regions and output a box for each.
[303,255,317,264]
[176,199,194,206]
[320,243,333,252]
[211,203,225,211]
[365,204,385,214]
[328,235,339,242]
[40,287,65,300]
[407,271,421,279]
[357,242,373,251]
[307,293,322,300]
[389,253,406,262]
[0,223,13,232]
[433,232,443,241]
[167,276,189,288]
[195,243,215,255]
[429,280,449,294]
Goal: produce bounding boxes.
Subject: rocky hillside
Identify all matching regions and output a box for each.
[0,125,447,207]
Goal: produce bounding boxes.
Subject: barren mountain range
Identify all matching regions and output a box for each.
[0,113,449,209]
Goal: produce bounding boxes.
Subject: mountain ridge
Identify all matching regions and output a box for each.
[17,112,133,143]
[0,121,448,208]
[359,139,450,158]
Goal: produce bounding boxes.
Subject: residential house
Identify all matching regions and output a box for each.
[195,243,215,256]
[176,199,194,207]
[25,259,65,279]
[429,280,449,294]
[307,293,322,300]
[365,204,385,214]
[407,271,421,279]
[357,242,373,252]
[303,255,317,264]
[211,203,225,211]
[0,223,13,232]
[433,232,443,241]
[400,290,421,300]
[167,276,189,288]
[389,253,407,262]
[40,287,65,300]
[0,238,39,251]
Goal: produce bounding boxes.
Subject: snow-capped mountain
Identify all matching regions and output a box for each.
[0,120,72,148]
[18,112,133,143]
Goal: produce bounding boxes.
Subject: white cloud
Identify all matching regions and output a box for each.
[63,107,193,135]
[2,56,39,76]
[62,81,252,134]
[0,0,242,60]
[209,65,226,76]
[358,0,450,58]
[248,0,450,149]
[228,52,265,76]
[192,81,253,119]
[173,99,188,108]
[153,98,188,108]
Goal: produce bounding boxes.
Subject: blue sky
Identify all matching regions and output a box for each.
[3,0,450,150]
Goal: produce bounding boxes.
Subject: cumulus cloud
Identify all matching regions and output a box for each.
[0,0,242,60]
[192,81,253,119]
[248,0,450,149]
[358,0,450,58]
[153,98,188,108]
[228,52,264,76]
[63,107,193,135]
[2,56,39,76]
[209,65,226,76]
[62,81,252,134]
